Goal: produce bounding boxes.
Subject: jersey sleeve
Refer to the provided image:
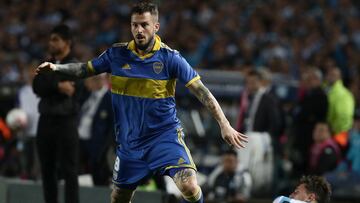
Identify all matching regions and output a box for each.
[87,48,113,74]
[169,51,200,87]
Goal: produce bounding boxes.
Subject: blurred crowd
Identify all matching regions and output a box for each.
[1,0,360,202]
[1,0,360,84]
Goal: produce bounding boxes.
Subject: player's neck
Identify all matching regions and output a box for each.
[54,47,71,62]
[136,38,155,55]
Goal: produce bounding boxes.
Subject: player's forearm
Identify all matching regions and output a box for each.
[54,63,91,78]
[189,81,229,128]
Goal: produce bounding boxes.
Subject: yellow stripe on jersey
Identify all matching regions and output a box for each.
[127,35,162,60]
[185,75,201,87]
[87,61,96,75]
[110,75,176,99]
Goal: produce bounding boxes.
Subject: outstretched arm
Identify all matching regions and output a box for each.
[36,62,95,78]
[188,79,247,148]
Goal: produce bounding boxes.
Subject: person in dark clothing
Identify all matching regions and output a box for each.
[257,68,286,154]
[32,24,81,203]
[236,70,283,192]
[206,149,252,203]
[292,68,328,176]
[78,74,114,186]
[237,70,283,139]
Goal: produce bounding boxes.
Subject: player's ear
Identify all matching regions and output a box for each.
[307,193,316,202]
[154,22,160,33]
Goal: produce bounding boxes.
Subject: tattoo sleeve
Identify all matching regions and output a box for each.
[188,80,229,127]
[54,63,93,78]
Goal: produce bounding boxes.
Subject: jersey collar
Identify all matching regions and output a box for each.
[127,35,161,60]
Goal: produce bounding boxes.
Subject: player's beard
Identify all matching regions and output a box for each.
[135,36,155,52]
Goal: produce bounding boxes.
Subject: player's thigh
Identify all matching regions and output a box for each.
[147,127,197,172]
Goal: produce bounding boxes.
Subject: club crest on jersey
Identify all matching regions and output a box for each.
[153,62,163,74]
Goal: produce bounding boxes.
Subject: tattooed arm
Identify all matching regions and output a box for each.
[188,79,247,148]
[36,62,94,78]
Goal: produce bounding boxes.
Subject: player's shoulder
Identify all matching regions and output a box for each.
[160,42,174,51]
[159,42,185,64]
[112,42,128,48]
[104,42,129,56]
[159,42,179,54]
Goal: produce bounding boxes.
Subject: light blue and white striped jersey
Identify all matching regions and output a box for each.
[273,196,308,203]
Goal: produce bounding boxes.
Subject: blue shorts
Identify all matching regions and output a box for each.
[112,128,196,190]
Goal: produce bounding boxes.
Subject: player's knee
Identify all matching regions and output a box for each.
[110,187,134,203]
[181,184,202,202]
[178,179,200,197]
[173,168,200,197]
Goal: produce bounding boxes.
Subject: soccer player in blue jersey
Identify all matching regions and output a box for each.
[36,2,247,203]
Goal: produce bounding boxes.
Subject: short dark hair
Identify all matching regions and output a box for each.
[131,1,158,19]
[299,175,331,203]
[51,24,72,41]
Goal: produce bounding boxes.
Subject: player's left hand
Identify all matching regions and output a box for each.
[36,62,56,74]
[221,124,248,149]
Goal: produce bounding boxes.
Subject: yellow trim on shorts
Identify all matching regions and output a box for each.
[176,128,197,170]
[110,75,176,99]
[164,164,197,171]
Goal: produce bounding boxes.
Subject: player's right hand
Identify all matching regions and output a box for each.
[221,124,248,149]
[36,62,56,74]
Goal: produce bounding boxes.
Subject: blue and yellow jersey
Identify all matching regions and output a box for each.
[87,35,200,152]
